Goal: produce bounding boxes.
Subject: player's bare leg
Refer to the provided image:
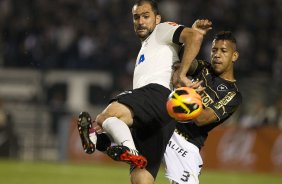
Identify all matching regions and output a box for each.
[130,168,154,184]
[96,101,147,168]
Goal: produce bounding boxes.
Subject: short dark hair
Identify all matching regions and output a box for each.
[214,31,237,45]
[133,0,159,15]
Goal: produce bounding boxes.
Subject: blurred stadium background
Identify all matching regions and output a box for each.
[0,0,282,183]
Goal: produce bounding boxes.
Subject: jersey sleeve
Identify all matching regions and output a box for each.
[189,60,208,76]
[155,22,184,45]
[209,91,242,121]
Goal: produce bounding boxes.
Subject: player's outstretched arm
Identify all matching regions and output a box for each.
[173,20,212,88]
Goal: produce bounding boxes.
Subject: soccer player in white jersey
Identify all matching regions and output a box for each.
[77,1,212,184]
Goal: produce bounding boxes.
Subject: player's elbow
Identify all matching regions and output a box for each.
[194,109,218,126]
[194,116,209,126]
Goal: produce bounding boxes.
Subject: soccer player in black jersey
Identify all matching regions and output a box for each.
[165,30,242,184]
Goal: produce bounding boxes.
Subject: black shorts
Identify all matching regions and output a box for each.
[112,83,176,179]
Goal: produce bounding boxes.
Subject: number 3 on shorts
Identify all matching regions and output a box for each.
[180,170,190,182]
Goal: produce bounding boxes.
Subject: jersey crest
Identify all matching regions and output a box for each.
[217,84,228,91]
[138,54,145,65]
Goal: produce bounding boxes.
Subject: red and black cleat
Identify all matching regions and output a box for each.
[77,111,96,154]
[106,145,147,169]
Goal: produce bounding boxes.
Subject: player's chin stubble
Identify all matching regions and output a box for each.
[137,29,153,40]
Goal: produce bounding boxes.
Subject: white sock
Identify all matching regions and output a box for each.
[89,132,97,145]
[102,117,136,150]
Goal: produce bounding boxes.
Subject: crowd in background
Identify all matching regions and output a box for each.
[0,0,282,129]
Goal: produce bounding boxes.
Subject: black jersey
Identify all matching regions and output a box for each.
[176,60,242,149]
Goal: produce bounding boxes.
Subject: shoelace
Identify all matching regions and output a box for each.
[128,148,139,156]
[120,141,139,156]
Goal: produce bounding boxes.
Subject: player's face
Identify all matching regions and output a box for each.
[132,3,160,41]
[211,40,237,75]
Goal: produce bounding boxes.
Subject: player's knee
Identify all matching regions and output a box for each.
[96,109,123,126]
[95,113,110,127]
[96,102,133,126]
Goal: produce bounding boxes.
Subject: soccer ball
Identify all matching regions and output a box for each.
[166,87,203,122]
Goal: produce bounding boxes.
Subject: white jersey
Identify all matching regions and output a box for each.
[164,132,203,184]
[133,22,182,89]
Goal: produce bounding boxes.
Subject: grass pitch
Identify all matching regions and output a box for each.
[0,159,281,184]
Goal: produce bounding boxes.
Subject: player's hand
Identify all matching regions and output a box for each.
[172,71,205,92]
[173,71,193,88]
[192,19,212,35]
[190,80,206,93]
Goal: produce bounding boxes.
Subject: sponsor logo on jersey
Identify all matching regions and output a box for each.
[138,54,145,65]
[214,91,236,109]
[201,91,214,107]
[168,140,188,158]
[217,84,228,91]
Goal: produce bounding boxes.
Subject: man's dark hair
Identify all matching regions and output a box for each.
[214,31,237,44]
[134,0,159,15]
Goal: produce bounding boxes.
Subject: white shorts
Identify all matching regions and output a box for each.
[164,132,203,184]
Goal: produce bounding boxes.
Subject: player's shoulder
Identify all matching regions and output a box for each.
[162,21,180,26]
[157,21,182,29]
[231,83,242,103]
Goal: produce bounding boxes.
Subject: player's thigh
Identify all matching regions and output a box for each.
[130,168,154,184]
[96,101,134,126]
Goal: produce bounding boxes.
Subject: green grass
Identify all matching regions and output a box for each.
[0,159,281,184]
[200,170,282,184]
